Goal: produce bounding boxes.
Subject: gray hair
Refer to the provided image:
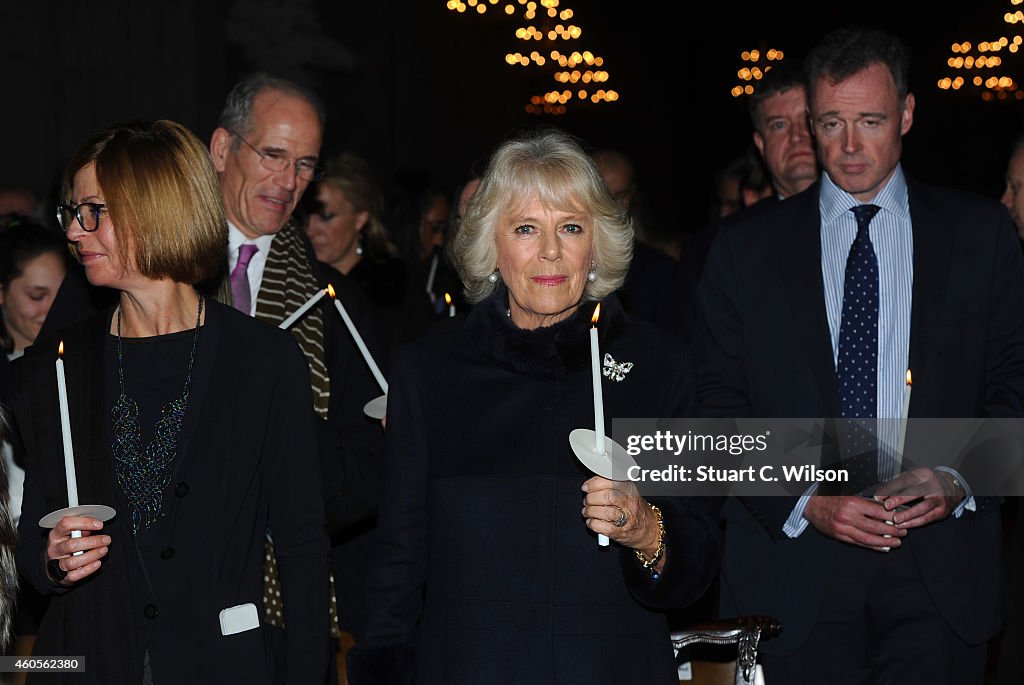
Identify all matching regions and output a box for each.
[217,72,326,139]
[449,127,633,304]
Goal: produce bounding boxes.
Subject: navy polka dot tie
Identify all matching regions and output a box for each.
[837,204,880,490]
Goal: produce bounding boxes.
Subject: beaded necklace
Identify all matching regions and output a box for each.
[111,297,202,535]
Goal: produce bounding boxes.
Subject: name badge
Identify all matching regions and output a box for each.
[219,603,260,636]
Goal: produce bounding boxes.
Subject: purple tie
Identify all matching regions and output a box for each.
[231,243,258,314]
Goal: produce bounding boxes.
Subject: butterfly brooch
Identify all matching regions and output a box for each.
[602,353,633,382]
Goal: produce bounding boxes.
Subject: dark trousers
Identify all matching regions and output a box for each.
[762,541,986,685]
[265,624,337,684]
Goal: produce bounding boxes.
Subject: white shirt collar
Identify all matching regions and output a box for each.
[227,221,276,266]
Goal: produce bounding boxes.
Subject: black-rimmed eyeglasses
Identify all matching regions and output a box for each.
[230,130,324,182]
[56,202,107,232]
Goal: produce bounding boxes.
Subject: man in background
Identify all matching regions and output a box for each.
[592,147,684,337]
[210,72,384,681]
[1001,134,1024,242]
[749,60,819,202]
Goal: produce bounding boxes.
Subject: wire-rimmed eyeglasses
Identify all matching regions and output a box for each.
[230,130,324,182]
[56,202,107,232]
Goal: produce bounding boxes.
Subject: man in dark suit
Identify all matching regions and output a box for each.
[209,73,385,678]
[695,27,1024,683]
[680,63,821,342]
[590,147,686,338]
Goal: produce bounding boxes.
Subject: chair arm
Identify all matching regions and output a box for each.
[670,616,781,685]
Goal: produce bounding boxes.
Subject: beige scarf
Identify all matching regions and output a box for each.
[253,221,331,418]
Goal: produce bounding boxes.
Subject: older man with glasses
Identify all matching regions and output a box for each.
[209,72,386,683]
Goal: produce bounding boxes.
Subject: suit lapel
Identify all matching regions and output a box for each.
[907,183,952,416]
[780,190,841,416]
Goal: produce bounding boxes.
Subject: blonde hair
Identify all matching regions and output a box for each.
[62,120,227,284]
[449,127,632,303]
[318,152,396,261]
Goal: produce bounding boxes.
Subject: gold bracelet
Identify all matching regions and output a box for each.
[634,502,665,578]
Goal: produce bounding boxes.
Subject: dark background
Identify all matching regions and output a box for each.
[5,1,1024,241]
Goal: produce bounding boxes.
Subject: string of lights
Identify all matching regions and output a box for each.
[730,48,786,98]
[445,0,619,115]
[938,0,1024,101]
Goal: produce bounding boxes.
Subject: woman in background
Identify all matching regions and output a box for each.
[304,152,434,349]
[0,222,67,672]
[0,222,68,397]
[385,170,464,315]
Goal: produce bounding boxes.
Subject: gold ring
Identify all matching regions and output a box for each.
[613,507,628,528]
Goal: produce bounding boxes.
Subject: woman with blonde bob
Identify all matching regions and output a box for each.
[351,127,720,684]
[10,120,329,684]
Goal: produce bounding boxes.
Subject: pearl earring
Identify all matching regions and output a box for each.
[587,269,597,282]
[488,271,499,284]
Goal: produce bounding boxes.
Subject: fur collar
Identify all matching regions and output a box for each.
[464,284,627,378]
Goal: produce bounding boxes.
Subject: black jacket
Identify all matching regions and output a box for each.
[694,179,1024,654]
[353,288,722,684]
[11,300,330,684]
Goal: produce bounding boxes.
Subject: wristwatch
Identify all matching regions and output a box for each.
[47,557,67,582]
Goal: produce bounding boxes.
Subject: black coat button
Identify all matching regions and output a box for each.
[144,604,159,619]
[174,482,189,497]
[160,547,175,560]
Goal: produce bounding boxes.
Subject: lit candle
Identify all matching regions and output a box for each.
[444,292,455,318]
[590,304,606,457]
[590,304,609,547]
[328,284,388,394]
[895,369,912,469]
[279,287,328,329]
[55,342,80,509]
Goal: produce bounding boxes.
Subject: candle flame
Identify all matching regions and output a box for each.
[906,369,912,386]
[444,292,452,306]
[591,303,601,324]
[327,283,336,298]
[58,340,64,356]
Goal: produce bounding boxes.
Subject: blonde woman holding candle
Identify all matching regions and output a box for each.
[350,128,721,685]
[8,120,329,684]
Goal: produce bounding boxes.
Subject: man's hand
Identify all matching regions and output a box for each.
[803,495,905,551]
[873,467,965,529]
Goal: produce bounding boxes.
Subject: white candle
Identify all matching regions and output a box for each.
[329,284,388,394]
[444,292,455,318]
[279,287,328,329]
[590,305,609,547]
[590,305,606,456]
[55,342,80,508]
[425,253,438,301]
[895,369,912,470]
